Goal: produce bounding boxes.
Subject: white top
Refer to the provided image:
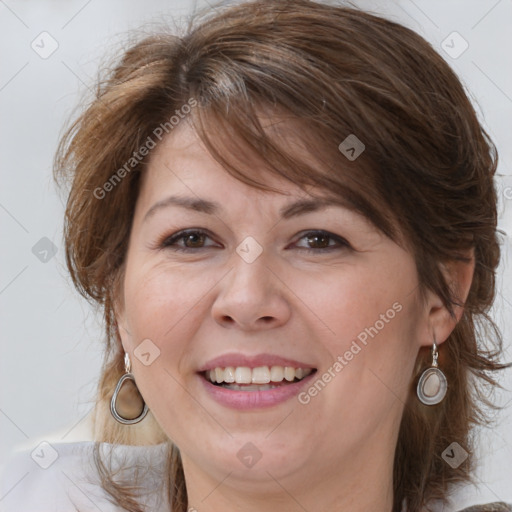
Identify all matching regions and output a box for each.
[1,440,510,512]
[0,441,170,512]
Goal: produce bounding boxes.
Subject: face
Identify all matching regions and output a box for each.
[116,120,434,496]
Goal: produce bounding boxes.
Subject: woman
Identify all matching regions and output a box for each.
[2,1,510,511]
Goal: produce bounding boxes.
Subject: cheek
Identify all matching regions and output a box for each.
[313,264,417,348]
[312,261,421,402]
[122,262,211,345]
[119,265,217,440]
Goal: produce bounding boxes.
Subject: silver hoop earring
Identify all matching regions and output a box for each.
[416,340,447,406]
[110,353,149,424]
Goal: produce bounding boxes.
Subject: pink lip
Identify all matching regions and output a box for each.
[198,371,317,410]
[197,353,316,372]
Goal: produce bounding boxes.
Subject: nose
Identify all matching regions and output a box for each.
[211,253,292,331]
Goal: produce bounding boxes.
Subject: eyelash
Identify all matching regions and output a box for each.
[158,229,351,253]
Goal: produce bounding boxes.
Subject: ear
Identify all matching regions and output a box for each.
[114,298,132,350]
[423,249,475,346]
[115,309,130,345]
[112,270,131,349]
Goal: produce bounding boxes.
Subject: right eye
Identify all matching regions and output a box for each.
[159,229,219,252]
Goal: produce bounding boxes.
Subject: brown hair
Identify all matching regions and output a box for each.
[54,1,510,511]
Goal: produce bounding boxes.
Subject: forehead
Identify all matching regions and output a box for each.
[134,113,404,249]
[140,120,323,203]
[135,124,387,249]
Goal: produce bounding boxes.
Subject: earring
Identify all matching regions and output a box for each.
[416,340,447,406]
[110,353,149,424]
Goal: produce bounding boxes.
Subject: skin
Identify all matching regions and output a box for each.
[116,120,474,512]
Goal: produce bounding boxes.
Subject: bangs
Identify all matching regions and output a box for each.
[186,93,402,245]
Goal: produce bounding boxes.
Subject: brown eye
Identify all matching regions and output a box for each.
[295,230,350,252]
[182,232,206,248]
[305,233,331,249]
[161,229,217,252]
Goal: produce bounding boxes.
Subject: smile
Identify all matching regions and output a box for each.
[198,365,318,409]
[204,365,314,390]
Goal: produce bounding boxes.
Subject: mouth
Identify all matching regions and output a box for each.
[201,365,316,391]
[197,353,318,409]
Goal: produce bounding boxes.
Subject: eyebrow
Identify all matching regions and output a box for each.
[143,195,353,223]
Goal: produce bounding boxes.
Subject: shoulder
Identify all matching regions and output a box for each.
[457,504,512,512]
[0,441,169,512]
[0,442,112,512]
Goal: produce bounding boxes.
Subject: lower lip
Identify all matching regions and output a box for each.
[198,372,317,410]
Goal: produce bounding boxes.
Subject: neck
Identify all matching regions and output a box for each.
[181,433,395,512]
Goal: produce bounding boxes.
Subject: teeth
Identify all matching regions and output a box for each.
[284,367,295,382]
[205,365,313,385]
[224,367,235,383]
[270,366,284,382]
[235,367,252,384]
[220,383,282,391]
[252,366,270,384]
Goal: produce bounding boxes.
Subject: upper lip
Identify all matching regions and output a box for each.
[197,353,316,372]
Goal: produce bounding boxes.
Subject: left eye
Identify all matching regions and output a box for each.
[159,229,350,252]
[294,230,350,252]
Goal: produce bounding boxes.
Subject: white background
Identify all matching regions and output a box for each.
[1,0,511,509]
